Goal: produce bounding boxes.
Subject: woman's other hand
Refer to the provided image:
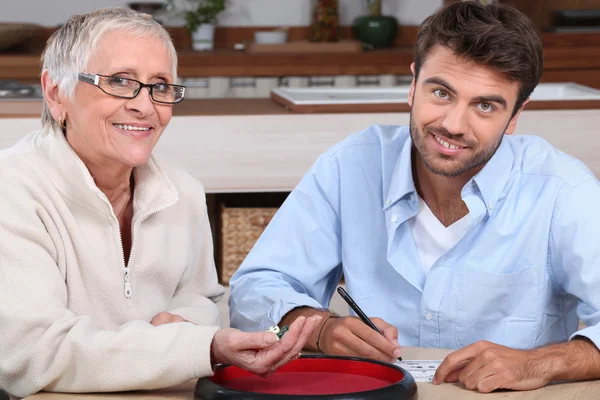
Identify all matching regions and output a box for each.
[211,315,322,377]
[150,311,185,326]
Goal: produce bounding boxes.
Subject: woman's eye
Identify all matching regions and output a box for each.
[108,77,131,87]
[434,89,449,99]
[153,84,169,93]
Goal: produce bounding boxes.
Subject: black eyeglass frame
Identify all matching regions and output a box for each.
[78,72,186,104]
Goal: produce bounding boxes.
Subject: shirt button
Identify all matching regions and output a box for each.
[391,214,398,223]
[425,311,433,320]
[386,199,391,206]
[409,194,415,202]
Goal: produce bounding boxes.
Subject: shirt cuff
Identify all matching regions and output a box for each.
[569,325,600,351]
[264,295,325,331]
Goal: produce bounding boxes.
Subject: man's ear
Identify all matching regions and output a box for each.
[505,97,530,135]
[41,70,65,122]
[408,62,416,107]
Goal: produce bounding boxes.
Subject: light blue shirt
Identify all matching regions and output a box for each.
[229,125,600,351]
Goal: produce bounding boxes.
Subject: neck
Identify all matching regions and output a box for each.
[84,158,133,205]
[412,151,480,226]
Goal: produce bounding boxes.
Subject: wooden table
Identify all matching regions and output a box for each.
[23,347,600,399]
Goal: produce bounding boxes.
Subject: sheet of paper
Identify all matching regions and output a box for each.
[395,359,443,382]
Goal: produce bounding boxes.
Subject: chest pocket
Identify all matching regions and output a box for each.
[455,265,539,350]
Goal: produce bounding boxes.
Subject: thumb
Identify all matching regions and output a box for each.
[240,331,279,350]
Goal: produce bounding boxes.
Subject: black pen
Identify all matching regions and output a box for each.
[336,286,402,361]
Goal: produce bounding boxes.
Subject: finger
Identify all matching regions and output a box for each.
[457,354,488,386]
[270,316,322,371]
[250,317,308,375]
[460,361,496,391]
[444,365,467,383]
[237,330,280,352]
[340,326,399,363]
[150,312,169,326]
[351,321,401,362]
[433,343,483,384]
[475,370,504,393]
[372,318,399,343]
[171,314,185,323]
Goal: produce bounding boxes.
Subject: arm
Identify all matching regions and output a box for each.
[228,154,344,331]
[434,338,600,393]
[166,192,225,326]
[229,153,401,362]
[435,178,600,392]
[0,190,217,397]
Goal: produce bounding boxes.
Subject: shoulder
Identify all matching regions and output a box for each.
[508,135,596,188]
[325,124,409,159]
[0,131,48,195]
[150,154,207,200]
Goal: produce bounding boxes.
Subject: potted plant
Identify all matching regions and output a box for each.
[167,0,227,50]
[352,0,398,49]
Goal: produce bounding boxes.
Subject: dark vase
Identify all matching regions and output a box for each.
[352,14,398,49]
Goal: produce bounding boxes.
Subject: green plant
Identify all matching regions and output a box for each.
[167,0,226,33]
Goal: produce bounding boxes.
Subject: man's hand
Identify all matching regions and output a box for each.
[150,311,185,326]
[434,340,557,393]
[318,316,402,363]
[211,315,322,377]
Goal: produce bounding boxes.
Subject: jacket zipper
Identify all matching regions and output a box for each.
[97,191,178,299]
[124,198,178,298]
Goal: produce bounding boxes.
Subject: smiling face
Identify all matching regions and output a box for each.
[62,30,174,170]
[408,45,526,179]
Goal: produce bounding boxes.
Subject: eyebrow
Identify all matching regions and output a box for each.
[109,68,172,82]
[423,76,508,110]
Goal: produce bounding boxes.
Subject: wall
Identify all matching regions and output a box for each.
[1,0,442,27]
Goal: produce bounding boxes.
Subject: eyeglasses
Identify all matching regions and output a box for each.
[78,72,186,104]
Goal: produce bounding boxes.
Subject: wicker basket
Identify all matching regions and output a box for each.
[219,206,278,284]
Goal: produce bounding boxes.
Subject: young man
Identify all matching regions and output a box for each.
[229,2,600,393]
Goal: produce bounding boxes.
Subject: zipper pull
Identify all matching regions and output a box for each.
[124,281,132,298]
[123,267,132,298]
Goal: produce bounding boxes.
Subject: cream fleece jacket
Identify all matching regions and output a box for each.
[0,127,225,398]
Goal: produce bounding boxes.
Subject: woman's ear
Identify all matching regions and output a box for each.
[41,70,65,122]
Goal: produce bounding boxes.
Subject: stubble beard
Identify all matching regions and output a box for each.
[409,113,504,178]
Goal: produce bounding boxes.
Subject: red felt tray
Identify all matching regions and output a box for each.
[195,355,417,400]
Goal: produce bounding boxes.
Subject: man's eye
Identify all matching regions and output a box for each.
[478,102,494,113]
[434,89,449,99]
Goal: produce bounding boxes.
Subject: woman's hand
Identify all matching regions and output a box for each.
[150,311,185,326]
[211,315,322,377]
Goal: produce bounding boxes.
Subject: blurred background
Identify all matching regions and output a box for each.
[2,0,600,100]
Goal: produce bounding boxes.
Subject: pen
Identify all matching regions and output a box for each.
[336,286,402,361]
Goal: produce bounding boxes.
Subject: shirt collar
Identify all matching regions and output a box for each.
[35,126,178,214]
[383,130,514,213]
[471,136,514,212]
[383,132,416,211]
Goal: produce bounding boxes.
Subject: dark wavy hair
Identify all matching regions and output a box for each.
[414,1,543,115]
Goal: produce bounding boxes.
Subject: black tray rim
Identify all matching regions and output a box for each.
[195,354,418,400]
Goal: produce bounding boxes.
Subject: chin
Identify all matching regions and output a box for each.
[122,150,153,167]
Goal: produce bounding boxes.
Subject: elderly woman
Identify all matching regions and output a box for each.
[0,7,321,399]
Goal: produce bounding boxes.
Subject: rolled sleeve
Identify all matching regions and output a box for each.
[551,178,600,350]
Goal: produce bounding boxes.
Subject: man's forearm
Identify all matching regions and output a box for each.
[279,307,336,352]
[535,337,600,382]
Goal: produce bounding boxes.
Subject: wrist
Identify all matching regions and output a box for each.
[279,307,336,352]
[316,315,341,353]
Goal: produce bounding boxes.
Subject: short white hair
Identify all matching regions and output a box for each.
[41,7,178,130]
